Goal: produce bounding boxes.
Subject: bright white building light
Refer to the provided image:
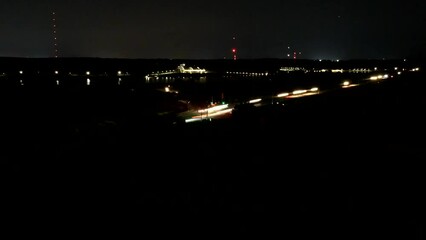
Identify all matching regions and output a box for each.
[277,93,289,97]
[249,98,262,104]
[293,90,307,95]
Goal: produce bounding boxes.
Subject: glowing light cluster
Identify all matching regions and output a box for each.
[177,64,207,74]
[185,103,233,123]
[369,74,389,81]
[342,81,358,88]
[198,104,229,114]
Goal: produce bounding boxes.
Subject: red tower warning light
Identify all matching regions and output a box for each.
[232,48,237,60]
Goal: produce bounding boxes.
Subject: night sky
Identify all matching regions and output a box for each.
[0,0,425,60]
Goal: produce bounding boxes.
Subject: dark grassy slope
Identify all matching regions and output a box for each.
[1,64,425,238]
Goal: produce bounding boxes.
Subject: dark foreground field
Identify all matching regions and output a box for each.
[1,71,425,238]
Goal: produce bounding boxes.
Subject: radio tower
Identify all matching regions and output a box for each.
[232,36,237,60]
[52,11,59,58]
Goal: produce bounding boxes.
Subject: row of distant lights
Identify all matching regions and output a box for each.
[17,70,125,86]
[148,68,207,76]
[17,78,122,86]
[246,87,320,104]
[226,72,269,76]
[247,80,363,104]
[320,59,408,62]
[17,70,124,86]
[281,66,421,73]
[15,67,420,87]
[277,87,319,98]
[18,70,125,75]
[16,67,420,76]
[150,70,176,74]
[369,74,389,81]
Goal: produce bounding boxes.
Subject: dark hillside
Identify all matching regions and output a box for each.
[1,58,425,238]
